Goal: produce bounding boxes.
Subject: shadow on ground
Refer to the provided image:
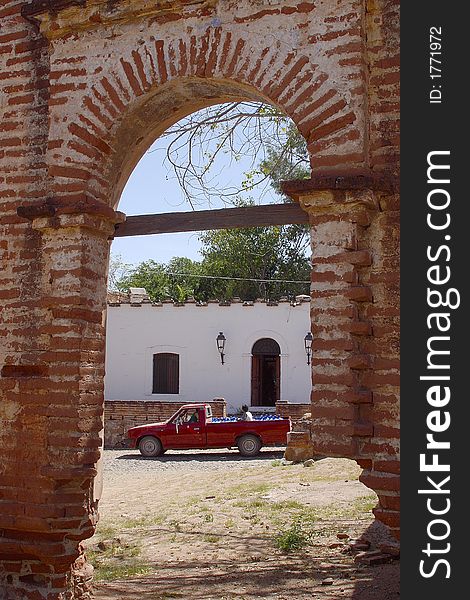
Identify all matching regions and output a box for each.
[115,449,286,463]
[92,520,399,600]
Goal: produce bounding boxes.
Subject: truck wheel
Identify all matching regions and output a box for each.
[138,436,163,457]
[237,434,262,457]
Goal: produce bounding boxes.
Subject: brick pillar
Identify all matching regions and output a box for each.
[283,174,400,538]
[0,202,124,599]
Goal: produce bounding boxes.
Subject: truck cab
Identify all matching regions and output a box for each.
[164,404,211,448]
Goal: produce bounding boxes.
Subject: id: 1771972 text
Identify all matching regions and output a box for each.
[429,26,442,104]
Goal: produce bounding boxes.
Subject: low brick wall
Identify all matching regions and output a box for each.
[284,430,315,462]
[104,399,227,448]
[275,400,311,422]
[275,401,315,461]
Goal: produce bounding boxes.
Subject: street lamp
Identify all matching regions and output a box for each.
[304,331,313,365]
[216,332,226,365]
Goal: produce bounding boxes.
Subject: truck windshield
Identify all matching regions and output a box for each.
[171,408,200,424]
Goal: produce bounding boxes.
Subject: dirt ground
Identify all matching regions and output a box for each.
[87,449,400,599]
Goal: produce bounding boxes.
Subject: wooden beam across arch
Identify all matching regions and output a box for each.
[113,203,309,237]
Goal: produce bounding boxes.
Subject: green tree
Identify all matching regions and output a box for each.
[115,257,203,302]
[257,124,310,195]
[198,202,310,301]
[108,254,132,291]
[165,257,203,302]
[113,200,310,302]
[115,260,169,301]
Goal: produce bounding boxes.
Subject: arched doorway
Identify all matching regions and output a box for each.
[251,338,281,407]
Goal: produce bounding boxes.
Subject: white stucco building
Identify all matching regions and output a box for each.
[104,293,312,415]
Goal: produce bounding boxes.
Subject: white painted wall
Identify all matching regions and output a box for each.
[104,300,312,414]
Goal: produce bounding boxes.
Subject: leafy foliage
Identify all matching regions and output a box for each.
[115,260,168,301]
[196,201,309,301]
[274,518,312,553]
[115,257,202,302]
[257,125,310,195]
[107,254,132,292]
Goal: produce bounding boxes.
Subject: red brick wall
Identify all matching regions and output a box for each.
[0,0,399,596]
[366,0,400,173]
[0,2,96,596]
[283,182,400,539]
[282,0,400,537]
[104,399,227,448]
[359,0,400,535]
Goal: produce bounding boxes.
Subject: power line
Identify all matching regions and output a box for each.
[166,271,310,284]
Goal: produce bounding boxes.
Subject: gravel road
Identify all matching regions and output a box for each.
[101,447,287,480]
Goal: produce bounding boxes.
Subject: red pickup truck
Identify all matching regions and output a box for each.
[128,403,291,457]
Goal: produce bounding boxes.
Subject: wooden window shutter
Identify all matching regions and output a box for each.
[153,353,179,394]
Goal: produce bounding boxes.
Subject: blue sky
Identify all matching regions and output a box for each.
[111,143,206,264]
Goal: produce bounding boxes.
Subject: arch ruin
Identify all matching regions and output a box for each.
[0,1,399,597]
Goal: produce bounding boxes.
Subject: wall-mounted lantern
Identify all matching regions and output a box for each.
[304,331,313,365]
[216,332,226,365]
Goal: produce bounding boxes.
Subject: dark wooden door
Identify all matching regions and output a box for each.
[261,355,280,406]
[251,355,261,406]
[251,354,280,406]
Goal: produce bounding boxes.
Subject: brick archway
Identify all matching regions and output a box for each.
[45,34,366,211]
[0,1,399,597]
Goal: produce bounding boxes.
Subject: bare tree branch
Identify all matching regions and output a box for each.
[148,101,310,208]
